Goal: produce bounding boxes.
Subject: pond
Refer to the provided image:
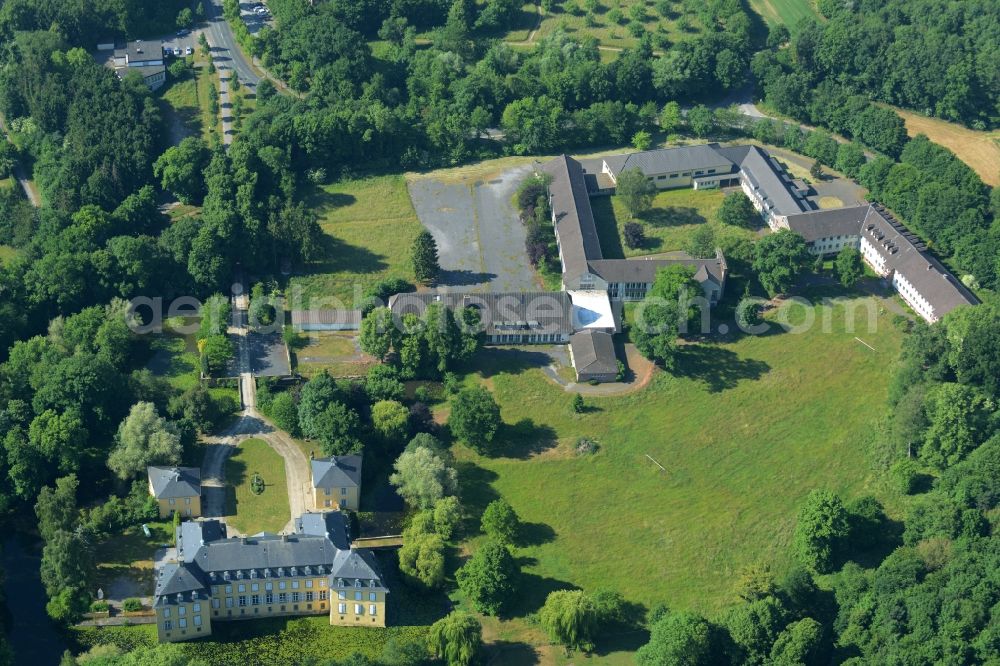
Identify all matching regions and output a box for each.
[2,536,69,663]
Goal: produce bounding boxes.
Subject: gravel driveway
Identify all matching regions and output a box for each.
[408,165,538,292]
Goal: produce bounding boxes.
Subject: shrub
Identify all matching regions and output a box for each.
[891,458,922,495]
[576,438,599,455]
[121,598,143,612]
[90,600,110,613]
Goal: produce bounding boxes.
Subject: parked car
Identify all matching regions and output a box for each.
[173,48,182,57]
[176,29,189,37]
[185,47,193,55]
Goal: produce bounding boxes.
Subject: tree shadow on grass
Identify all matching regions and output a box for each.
[303,233,388,276]
[518,521,556,547]
[593,628,652,657]
[672,345,770,393]
[484,641,543,665]
[494,418,558,459]
[639,206,705,228]
[310,191,357,214]
[455,461,501,537]
[222,457,247,517]
[504,568,577,618]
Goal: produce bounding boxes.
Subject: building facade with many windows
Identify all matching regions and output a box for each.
[153,513,388,642]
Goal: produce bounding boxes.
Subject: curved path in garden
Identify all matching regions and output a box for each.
[200,299,312,535]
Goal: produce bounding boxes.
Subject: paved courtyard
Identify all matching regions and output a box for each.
[408,165,538,292]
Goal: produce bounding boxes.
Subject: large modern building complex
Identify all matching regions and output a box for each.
[574,143,976,323]
[153,512,388,642]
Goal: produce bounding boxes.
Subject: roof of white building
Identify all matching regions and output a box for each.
[568,290,615,331]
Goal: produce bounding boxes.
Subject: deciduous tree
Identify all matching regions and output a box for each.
[615,167,655,219]
[390,445,457,509]
[428,612,482,666]
[481,498,520,544]
[456,540,519,615]
[107,402,182,480]
[449,386,501,453]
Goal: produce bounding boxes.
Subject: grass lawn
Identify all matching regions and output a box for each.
[92,522,173,600]
[449,293,905,618]
[159,73,201,143]
[291,331,376,378]
[146,327,201,392]
[593,187,754,257]
[288,176,423,308]
[224,438,290,534]
[512,0,707,51]
[748,0,820,31]
[891,106,1000,187]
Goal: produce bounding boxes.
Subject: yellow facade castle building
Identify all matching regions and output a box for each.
[153,512,388,642]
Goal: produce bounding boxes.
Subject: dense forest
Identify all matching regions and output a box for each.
[755,0,999,130]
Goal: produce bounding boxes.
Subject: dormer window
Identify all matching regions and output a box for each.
[236,570,244,579]
[250,569,257,579]
[291,567,298,577]
[304,566,312,576]
[223,571,231,581]
[337,578,344,588]
[369,579,377,588]
[355,579,362,589]
[277,567,284,577]
[264,568,271,578]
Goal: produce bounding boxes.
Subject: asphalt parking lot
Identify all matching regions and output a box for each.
[407,165,538,293]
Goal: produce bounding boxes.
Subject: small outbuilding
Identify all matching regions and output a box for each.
[311,455,363,511]
[569,330,619,383]
[147,466,202,519]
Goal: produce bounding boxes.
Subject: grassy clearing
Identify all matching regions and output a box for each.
[891,106,1000,186]
[293,331,376,379]
[593,187,753,257]
[159,74,201,143]
[748,0,819,31]
[289,176,423,307]
[224,438,290,534]
[92,522,173,599]
[146,328,201,392]
[449,293,905,617]
[514,0,707,51]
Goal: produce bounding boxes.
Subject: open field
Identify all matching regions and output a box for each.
[892,107,1000,186]
[224,438,290,535]
[592,187,755,257]
[748,0,819,30]
[506,0,707,51]
[289,176,422,307]
[451,293,905,617]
